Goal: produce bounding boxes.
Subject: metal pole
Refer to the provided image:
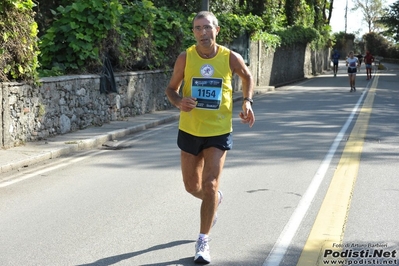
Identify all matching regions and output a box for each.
[202,0,209,11]
[344,0,348,33]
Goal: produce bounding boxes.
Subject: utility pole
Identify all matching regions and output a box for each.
[202,0,209,11]
[345,0,348,33]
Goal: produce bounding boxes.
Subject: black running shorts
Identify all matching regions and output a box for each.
[348,67,357,74]
[177,130,233,156]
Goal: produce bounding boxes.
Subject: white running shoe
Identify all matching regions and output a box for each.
[212,190,223,228]
[194,236,211,264]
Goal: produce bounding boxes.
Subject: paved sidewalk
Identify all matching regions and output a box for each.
[0,88,274,174]
[0,109,181,174]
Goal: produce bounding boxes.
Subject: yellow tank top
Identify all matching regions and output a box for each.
[179,45,233,137]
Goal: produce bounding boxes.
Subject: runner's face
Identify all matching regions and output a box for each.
[192,16,220,48]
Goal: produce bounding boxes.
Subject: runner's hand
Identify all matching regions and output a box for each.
[179,97,197,112]
[239,102,255,127]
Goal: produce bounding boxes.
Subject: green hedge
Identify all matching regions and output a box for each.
[39,0,186,75]
[2,0,330,80]
[0,0,39,83]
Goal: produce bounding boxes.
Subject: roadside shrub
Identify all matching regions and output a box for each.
[218,14,322,50]
[39,0,123,74]
[37,0,331,77]
[113,0,156,70]
[275,25,319,46]
[117,2,185,70]
[152,7,185,68]
[39,0,186,75]
[217,13,264,44]
[0,0,39,83]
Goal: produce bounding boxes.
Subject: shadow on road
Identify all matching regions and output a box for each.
[76,240,195,266]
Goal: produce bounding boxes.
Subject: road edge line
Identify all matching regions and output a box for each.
[263,77,375,266]
[296,75,379,265]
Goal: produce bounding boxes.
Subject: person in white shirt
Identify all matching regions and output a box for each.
[346,51,359,92]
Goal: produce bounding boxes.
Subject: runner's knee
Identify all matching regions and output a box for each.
[184,178,201,195]
[201,178,218,196]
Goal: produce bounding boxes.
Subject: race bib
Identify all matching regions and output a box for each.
[191,78,223,110]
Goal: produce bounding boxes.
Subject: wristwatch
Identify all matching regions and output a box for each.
[243,97,253,105]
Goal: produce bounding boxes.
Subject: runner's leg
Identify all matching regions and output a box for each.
[200,147,226,234]
[181,147,226,235]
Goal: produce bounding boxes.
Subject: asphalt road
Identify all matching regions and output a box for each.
[0,62,398,266]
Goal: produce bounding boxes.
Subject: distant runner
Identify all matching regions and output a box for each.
[346,51,359,92]
[331,49,340,77]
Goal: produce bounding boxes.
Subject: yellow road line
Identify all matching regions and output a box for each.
[296,75,379,266]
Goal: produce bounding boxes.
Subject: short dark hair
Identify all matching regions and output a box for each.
[192,11,219,27]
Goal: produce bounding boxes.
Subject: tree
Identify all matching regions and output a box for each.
[351,0,386,33]
[326,0,335,24]
[378,0,399,42]
[363,32,390,56]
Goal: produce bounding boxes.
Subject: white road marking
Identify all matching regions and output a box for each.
[0,123,176,188]
[263,81,373,266]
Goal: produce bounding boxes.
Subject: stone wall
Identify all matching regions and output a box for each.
[1,70,173,148]
[1,43,330,149]
[248,41,330,87]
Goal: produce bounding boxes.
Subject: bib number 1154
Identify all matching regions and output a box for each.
[191,78,223,110]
